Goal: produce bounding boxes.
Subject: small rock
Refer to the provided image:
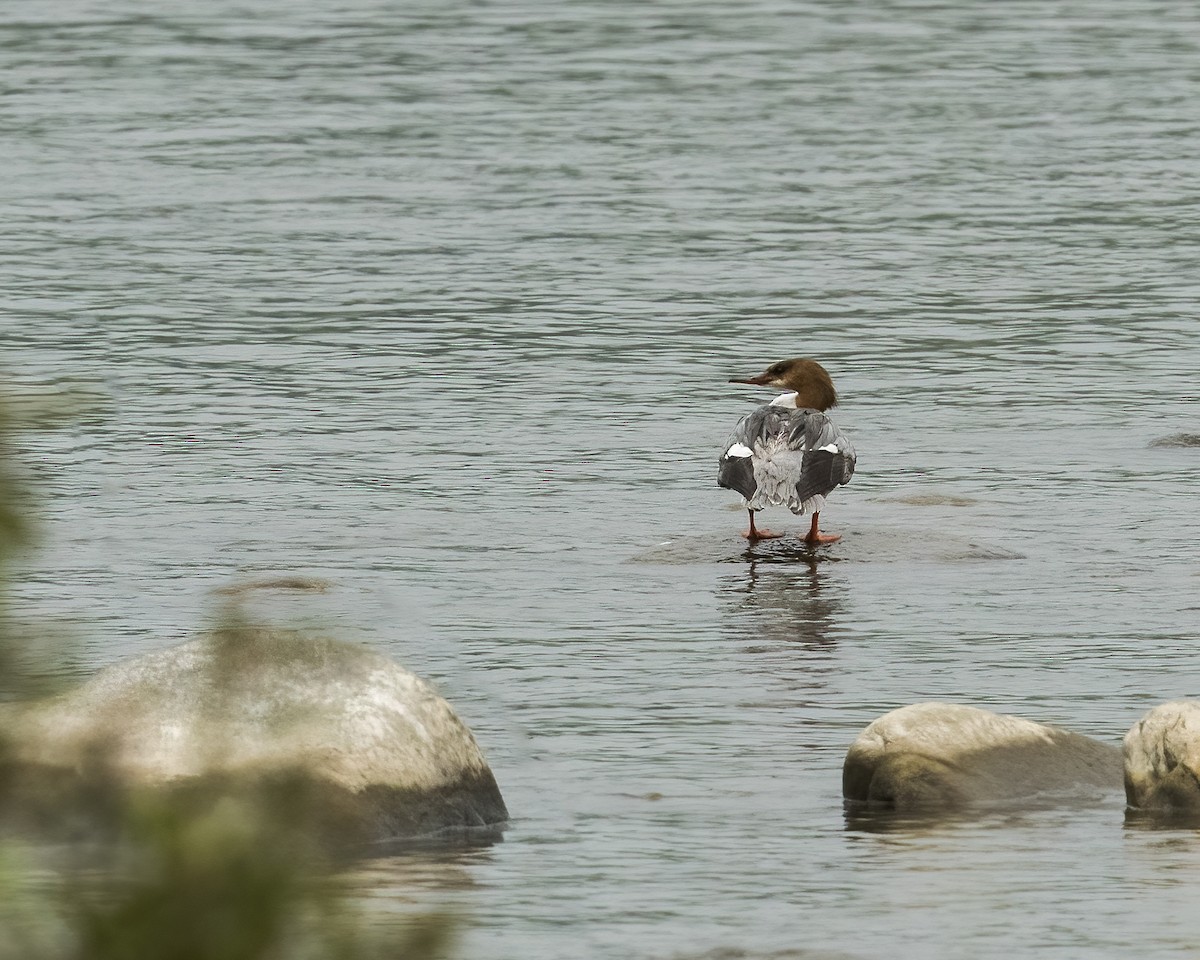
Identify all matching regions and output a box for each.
[1123,700,1200,813]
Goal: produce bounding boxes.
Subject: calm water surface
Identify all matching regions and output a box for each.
[6,1,1200,957]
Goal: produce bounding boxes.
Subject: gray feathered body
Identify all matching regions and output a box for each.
[717,400,856,516]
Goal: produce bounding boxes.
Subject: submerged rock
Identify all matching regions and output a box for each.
[1148,433,1200,448]
[0,629,507,845]
[843,702,1122,811]
[1123,700,1200,814]
[884,493,977,507]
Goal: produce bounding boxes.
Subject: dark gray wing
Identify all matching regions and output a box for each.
[793,409,856,503]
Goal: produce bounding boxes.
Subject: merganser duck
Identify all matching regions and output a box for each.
[718,358,856,543]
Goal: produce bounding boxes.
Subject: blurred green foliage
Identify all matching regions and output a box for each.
[0,392,458,959]
[60,794,456,960]
[0,399,35,693]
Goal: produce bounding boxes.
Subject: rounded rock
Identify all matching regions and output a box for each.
[0,629,508,844]
[843,702,1122,811]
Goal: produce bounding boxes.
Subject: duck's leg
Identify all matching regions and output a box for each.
[743,510,784,541]
[802,512,841,544]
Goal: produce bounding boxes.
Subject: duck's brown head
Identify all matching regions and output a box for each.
[729,357,839,411]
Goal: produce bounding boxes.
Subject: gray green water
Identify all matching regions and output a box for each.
[6,1,1200,957]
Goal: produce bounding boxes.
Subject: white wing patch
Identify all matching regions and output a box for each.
[724,442,754,458]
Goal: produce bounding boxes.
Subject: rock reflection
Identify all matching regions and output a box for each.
[1123,807,1200,831]
[337,846,495,943]
[721,552,845,649]
[843,801,1030,835]
[344,843,497,900]
[842,805,967,835]
[844,796,1120,835]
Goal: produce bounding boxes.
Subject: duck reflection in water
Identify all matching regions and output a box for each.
[722,553,846,650]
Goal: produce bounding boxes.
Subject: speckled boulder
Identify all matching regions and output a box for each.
[843,702,1122,810]
[0,630,507,843]
[1123,700,1200,813]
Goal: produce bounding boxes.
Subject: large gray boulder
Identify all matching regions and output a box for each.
[843,702,1122,811]
[0,629,507,844]
[1123,700,1200,813]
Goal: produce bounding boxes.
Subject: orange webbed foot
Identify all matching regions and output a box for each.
[802,531,841,544]
[743,528,785,541]
[802,512,840,545]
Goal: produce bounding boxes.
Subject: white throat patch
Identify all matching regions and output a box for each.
[768,392,799,408]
